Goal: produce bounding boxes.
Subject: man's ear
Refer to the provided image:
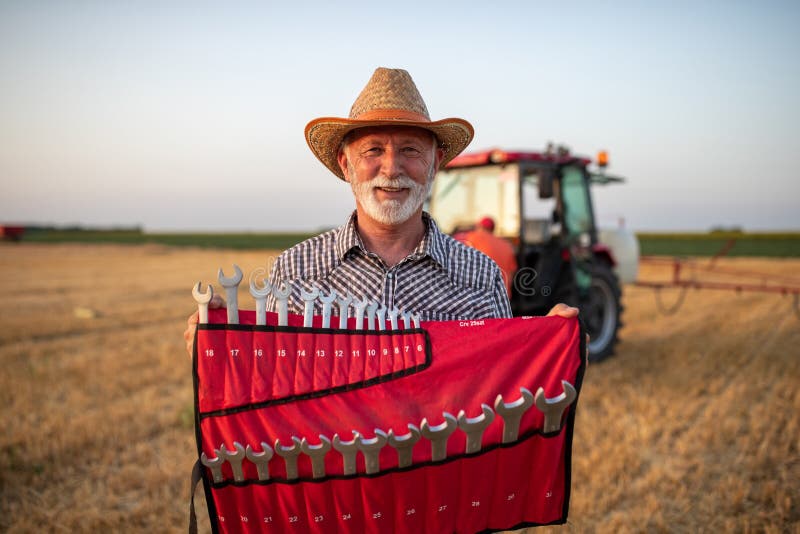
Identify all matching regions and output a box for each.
[434,146,446,170]
[337,149,350,182]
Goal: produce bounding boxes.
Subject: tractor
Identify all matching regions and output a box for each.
[427,145,639,362]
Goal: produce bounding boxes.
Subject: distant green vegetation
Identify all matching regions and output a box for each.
[636,232,800,257]
[19,228,316,250]
[11,227,800,256]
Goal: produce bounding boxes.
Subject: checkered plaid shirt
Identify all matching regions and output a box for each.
[265,211,512,321]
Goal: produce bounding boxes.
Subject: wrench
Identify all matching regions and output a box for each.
[420,412,458,462]
[218,265,243,324]
[387,424,421,468]
[375,303,387,331]
[200,451,224,483]
[192,282,213,324]
[271,281,291,327]
[535,380,577,433]
[457,404,495,454]
[274,436,302,480]
[387,307,400,330]
[494,387,534,443]
[401,310,413,330]
[332,431,361,475]
[352,297,368,330]
[300,286,319,328]
[336,292,352,329]
[318,289,337,328]
[218,442,246,482]
[357,429,388,475]
[300,435,332,479]
[245,442,274,481]
[412,312,421,329]
[365,301,378,331]
[248,267,271,326]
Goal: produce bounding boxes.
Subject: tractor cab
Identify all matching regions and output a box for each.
[428,145,631,361]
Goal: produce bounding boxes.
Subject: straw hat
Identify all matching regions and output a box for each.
[305,68,474,180]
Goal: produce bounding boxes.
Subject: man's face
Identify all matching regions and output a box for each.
[338,126,444,226]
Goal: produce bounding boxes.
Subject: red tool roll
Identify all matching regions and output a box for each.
[193,308,585,533]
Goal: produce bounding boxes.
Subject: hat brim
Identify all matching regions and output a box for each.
[305,117,474,180]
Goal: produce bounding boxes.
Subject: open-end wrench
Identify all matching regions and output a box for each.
[375,303,387,331]
[200,451,224,483]
[420,412,458,462]
[494,387,534,443]
[318,290,337,328]
[332,431,361,475]
[535,380,578,433]
[387,424,421,468]
[245,442,274,481]
[412,312,421,329]
[300,287,319,328]
[352,297,368,330]
[388,307,400,330]
[218,265,243,324]
[300,435,332,479]
[365,301,378,331]
[457,404,496,454]
[248,267,271,326]
[272,281,291,327]
[218,442,246,482]
[274,436,302,480]
[192,282,213,324]
[336,292,352,329]
[357,429,388,475]
[401,310,413,330]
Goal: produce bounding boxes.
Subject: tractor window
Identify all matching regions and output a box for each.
[428,164,520,238]
[561,166,593,238]
[521,171,557,244]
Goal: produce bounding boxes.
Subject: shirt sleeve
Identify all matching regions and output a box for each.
[264,258,285,313]
[492,270,514,318]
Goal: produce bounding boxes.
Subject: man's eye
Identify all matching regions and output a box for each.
[363,147,382,156]
[402,147,422,155]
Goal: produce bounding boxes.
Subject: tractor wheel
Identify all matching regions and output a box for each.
[555,262,622,362]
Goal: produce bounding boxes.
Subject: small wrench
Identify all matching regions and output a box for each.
[457,404,495,454]
[218,442,246,482]
[375,303,387,331]
[274,436,302,480]
[200,451,224,483]
[420,412,458,462]
[412,313,421,329]
[192,282,213,324]
[248,267,271,326]
[300,435,332,479]
[387,424,421,468]
[352,297,368,330]
[336,292,352,329]
[365,301,378,330]
[494,387,534,443]
[318,289,337,328]
[300,286,319,328]
[387,307,400,330]
[332,431,361,475]
[401,310,413,330]
[357,429,388,475]
[218,265,243,324]
[271,281,291,327]
[245,442,274,481]
[535,380,577,433]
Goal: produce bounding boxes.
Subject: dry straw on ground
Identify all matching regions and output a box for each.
[0,244,798,532]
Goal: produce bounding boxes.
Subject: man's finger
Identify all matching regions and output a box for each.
[209,294,226,309]
[546,302,579,318]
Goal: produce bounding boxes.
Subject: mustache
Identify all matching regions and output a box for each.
[365,175,419,189]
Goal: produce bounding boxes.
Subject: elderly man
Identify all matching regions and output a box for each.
[184,68,575,353]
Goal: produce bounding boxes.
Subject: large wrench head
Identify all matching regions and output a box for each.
[192,282,213,304]
[300,286,320,301]
[272,281,291,299]
[318,289,337,304]
[248,267,272,297]
[218,264,243,287]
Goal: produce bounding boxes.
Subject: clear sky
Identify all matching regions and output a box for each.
[1,1,798,232]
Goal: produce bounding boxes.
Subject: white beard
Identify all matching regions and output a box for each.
[349,166,434,225]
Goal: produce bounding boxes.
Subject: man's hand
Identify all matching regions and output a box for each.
[184,294,226,358]
[546,302,579,318]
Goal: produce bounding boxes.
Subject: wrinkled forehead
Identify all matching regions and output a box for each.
[343,125,437,148]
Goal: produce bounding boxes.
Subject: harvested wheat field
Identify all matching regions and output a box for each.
[1,243,798,533]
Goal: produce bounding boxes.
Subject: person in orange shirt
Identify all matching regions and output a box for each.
[457,217,518,296]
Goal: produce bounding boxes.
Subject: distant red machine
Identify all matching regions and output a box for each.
[0,226,25,241]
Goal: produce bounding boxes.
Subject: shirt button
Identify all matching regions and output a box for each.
[386,272,393,279]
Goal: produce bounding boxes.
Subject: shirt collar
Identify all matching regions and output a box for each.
[334,210,448,268]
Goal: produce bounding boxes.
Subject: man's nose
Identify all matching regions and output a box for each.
[380,147,402,178]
